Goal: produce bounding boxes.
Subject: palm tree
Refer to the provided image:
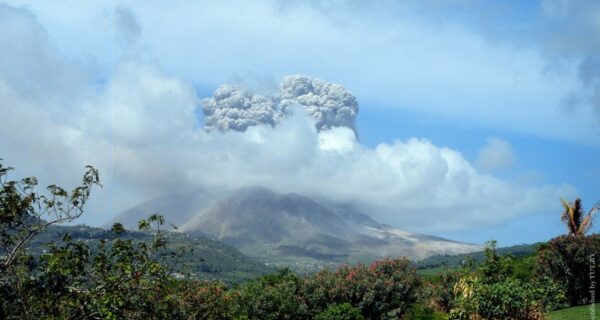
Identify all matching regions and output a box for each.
[560,198,600,236]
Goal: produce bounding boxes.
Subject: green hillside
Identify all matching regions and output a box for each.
[21,224,275,283]
[416,243,539,271]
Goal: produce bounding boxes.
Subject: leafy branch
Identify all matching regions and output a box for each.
[0,161,101,271]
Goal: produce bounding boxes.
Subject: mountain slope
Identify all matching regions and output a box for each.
[107,188,228,230]
[176,187,481,264]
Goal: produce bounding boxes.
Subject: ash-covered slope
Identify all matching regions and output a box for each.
[106,188,228,230]
[176,187,481,262]
[180,187,358,260]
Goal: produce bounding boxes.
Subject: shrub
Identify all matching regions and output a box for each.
[175,281,235,319]
[302,258,420,319]
[21,220,183,319]
[478,241,512,284]
[531,276,568,312]
[233,268,308,320]
[421,270,464,313]
[449,276,544,320]
[446,241,563,319]
[315,303,364,320]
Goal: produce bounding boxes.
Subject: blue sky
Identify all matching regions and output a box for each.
[1,0,599,246]
[358,106,600,244]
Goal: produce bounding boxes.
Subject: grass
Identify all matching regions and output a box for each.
[417,268,449,277]
[416,267,457,277]
[548,304,600,320]
[414,304,600,320]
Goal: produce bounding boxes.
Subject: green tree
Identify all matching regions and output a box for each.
[537,234,600,306]
[301,258,420,319]
[0,161,100,271]
[450,276,545,320]
[0,161,188,319]
[233,268,308,320]
[0,161,100,318]
[315,303,364,320]
[449,241,565,319]
[478,240,512,284]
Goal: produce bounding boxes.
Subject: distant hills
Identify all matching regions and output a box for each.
[23,224,274,283]
[19,222,538,282]
[112,186,481,269]
[417,243,539,270]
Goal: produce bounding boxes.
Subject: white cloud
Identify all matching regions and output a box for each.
[476,138,517,173]
[91,61,198,146]
[318,126,356,153]
[0,3,576,233]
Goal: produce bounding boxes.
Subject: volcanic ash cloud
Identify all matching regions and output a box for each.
[202,75,359,134]
[202,85,278,132]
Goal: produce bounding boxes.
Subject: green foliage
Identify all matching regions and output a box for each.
[0,162,100,271]
[315,303,364,320]
[417,243,539,272]
[421,270,465,313]
[174,281,235,320]
[16,223,274,283]
[478,241,512,283]
[1,217,185,319]
[233,268,309,319]
[302,258,420,319]
[537,234,600,306]
[446,241,564,320]
[450,276,544,320]
[532,276,568,312]
[226,258,420,320]
[0,162,101,318]
[509,254,536,281]
[406,304,449,320]
[0,161,191,319]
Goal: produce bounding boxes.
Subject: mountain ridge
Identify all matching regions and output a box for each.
[113,186,481,267]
